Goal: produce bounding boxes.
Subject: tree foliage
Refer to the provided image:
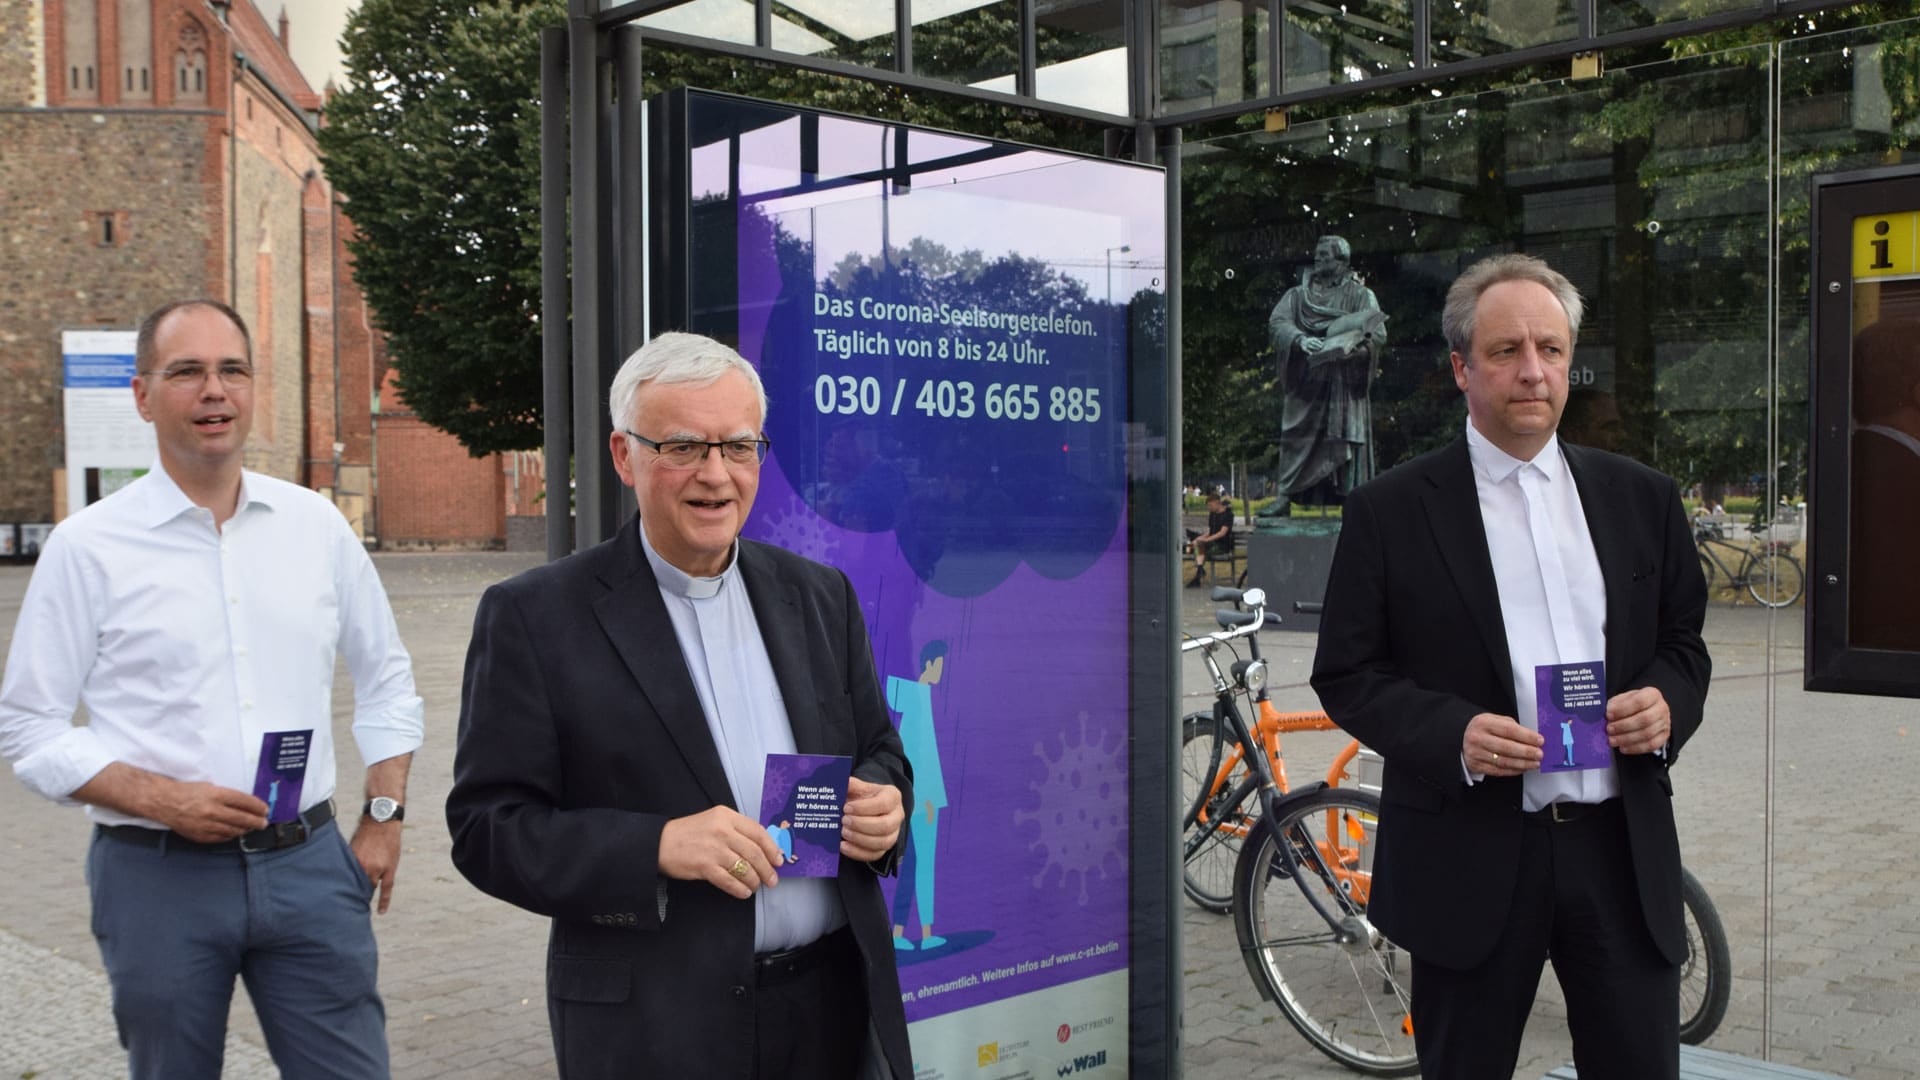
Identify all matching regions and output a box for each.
[319,0,563,455]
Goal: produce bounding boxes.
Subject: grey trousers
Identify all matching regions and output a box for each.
[86,819,389,1080]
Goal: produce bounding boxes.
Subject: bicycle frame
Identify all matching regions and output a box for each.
[1182,591,1375,912]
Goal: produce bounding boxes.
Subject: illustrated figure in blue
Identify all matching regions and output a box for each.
[888,640,949,950]
[265,778,282,822]
[766,819,797,864]
[1560,718,1576,767]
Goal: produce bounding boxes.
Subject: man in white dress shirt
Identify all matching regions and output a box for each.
[1313,255,1711,1079]
[0,299,424,1079]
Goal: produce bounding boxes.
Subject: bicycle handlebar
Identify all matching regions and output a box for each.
[1181,594,1267,654]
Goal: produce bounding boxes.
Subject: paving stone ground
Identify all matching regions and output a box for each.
[1,552,1913,1078]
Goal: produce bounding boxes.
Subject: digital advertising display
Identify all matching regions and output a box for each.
[652,90,1168,1075]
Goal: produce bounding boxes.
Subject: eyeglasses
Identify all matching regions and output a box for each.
[143,361,255,387]
[624,431,771,469]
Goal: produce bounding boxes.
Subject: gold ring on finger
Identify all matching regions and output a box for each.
[1492,752,1500,764]
[729,857,750,880]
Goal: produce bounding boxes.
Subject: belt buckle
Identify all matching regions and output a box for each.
[1550,802,1575,824]
[240,820,307,853]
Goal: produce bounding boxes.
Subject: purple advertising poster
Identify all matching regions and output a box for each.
[679,93,1163,1071]
[1536,661,1609,772]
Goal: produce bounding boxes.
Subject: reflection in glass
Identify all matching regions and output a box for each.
[1180,46,1776,512]
[1159,0,1268,114]
[913,0,1020,88]
[1599,0,1759,36]
[1283,0,1413,95]
[1433,0,1579,62]
[1036,0,1128,116]
[778,0,897,67]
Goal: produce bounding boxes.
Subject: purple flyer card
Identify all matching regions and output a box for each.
[760,753,852,878]
[1537,662,1608,773]
[252,730,313,824]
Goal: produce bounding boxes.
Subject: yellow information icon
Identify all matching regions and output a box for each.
[1854,211,1920,279]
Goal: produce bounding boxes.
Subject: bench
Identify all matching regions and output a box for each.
[1542,1046,1846,1080]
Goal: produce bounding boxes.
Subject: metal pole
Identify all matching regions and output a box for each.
[541,26,572,562]
[1161,122,1184,1079]
[570,10,608,549]
[617,28,646,373]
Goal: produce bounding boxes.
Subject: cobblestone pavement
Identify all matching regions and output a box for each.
[1,553,1914,1078]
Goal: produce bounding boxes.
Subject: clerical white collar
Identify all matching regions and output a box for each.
[636,517,738,600]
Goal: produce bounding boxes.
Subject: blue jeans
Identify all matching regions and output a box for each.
[87,819,389,1079]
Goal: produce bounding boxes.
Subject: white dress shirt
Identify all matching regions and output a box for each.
[638,521,844,953]
[1465,423,1619,811]
[0,464,424,826]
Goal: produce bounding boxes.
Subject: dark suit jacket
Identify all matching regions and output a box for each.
[446,520,914,1079]
[1311,437,1710,971]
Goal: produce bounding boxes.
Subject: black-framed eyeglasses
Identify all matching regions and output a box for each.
[623,431,771,469]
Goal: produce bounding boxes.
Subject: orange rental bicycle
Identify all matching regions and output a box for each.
[1180,586,1416,1075]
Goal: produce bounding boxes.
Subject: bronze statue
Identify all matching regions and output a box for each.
[1260,236,1386,517]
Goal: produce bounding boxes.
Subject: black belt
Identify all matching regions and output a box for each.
[97,799,335,853]
[754,925,854,985]
[1522,797,1620,826]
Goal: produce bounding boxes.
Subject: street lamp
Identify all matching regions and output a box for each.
[1105,244,1132,304]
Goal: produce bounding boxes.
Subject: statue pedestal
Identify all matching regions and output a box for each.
[1245,519,1341,633]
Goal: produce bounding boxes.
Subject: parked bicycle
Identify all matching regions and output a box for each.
[1694,515,1804,607]
[1181,587,1416,1074]
[1180,590,1730,1073]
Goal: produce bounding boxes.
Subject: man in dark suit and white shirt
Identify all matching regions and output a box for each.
[1312,254,1711,1079]
[447,332,913,1079]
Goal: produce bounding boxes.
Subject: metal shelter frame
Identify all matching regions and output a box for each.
[536,4,1864,1074]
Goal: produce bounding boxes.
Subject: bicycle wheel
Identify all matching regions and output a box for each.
[1232,787,1417,1076]
[1181,713,1254,914]
[1678,867,1732,1045]
[1741,548,1805,608]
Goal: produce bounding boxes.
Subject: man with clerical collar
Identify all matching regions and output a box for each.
[448,331,914,1079]
[1313,254,1711,1078]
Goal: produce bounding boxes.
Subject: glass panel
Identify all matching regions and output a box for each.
[913,0,1020,88]
[1772,21,1920,1072]
[1159,0,1269,115]
[1282,0,1414,96]
[1599,0,1761,36]
[1433,0,1579,64]
[638,0,764,48]
[778,0,896,66]
[1178,43,1786,1070]
[1037,0,1129,115]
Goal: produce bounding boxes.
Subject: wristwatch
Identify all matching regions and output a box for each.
[363,796,405,823]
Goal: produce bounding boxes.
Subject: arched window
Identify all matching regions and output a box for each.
[175,46,207,102]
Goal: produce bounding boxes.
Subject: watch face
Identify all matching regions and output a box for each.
[370,796,398,822]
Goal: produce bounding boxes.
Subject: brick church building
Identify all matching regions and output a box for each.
[0,0,542,549]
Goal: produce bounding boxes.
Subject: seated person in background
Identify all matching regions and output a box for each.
[1189,493,1234,587]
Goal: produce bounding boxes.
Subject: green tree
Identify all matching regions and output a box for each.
[319,0,563,455]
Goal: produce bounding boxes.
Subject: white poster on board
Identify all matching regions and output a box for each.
[61,330,154,516]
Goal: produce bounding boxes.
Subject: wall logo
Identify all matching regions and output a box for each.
[977,1044,999,1067]
[1055,1050,1107,1076]
[1057,1025,1071,1044]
